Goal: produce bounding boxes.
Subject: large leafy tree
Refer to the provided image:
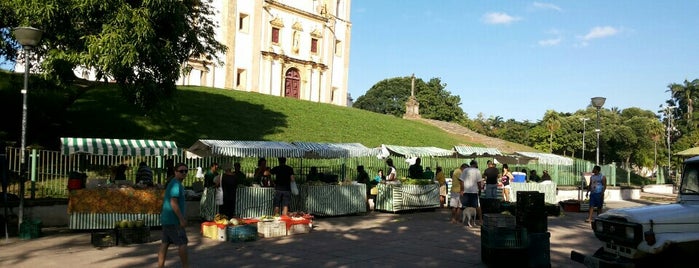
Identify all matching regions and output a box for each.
[667,79,699,131]
[2,0,226,110]
[542,110,561,153]
[353,76,465,122]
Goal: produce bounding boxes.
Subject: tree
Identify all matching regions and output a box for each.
[542,110,561,153]
[667,79,699,131]
[353,76,465,122]
[2,0,226,110]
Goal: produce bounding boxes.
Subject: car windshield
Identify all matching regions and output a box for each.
[680,162,699,194]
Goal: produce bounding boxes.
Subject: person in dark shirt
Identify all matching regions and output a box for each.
[408,157,424,179]
[271,157,295,216]
[356,165,374,211]
[482,161,500,199]
[136,162,154,186]
[220,162,246,218]
[529,170,542,183]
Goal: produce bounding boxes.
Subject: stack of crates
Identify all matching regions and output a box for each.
[480,214,528,266]
[516,191,551,268]
[479,197,501,214]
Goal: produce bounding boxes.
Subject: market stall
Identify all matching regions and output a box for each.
[189,140,310,218]
[374,144,452,212]
[61,137,182,230]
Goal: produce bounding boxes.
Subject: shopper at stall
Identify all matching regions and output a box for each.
[158,162,189,268]
[254,157,274,187]
[483,161,500,199]
[374,169,385,183]
[501,164,514,202]
[220,162,246,219]
[450,163,467,223]
[271,157,295,216]
[435,166,447,208]
[200,162,219,221]
[356,165,375,211]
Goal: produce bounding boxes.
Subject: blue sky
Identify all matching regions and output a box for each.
[348,1,699,122]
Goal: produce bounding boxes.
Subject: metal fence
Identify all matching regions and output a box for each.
[2,146,615,199]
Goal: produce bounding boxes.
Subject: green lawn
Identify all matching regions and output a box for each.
[0,71,480,150]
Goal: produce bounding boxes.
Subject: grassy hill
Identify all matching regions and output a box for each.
[0,71,536,152]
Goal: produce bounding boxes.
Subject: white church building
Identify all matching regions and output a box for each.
[179,0,352,106]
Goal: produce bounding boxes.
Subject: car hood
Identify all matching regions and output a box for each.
[599,203,699,227]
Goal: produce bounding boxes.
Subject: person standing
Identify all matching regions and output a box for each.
[356,165,375,211]
[529,170,542,183]
[271,157,295,216]
[158,163,189,268]
[136,162,154,186]
[435,166,447,208]
[408,157,424,179]
[483,161,500,199]
[461,160,482,223]
[200,162,219,221]
[450,163,467,224]
[423,166,434,181]
[220,163,246,219]
[501,164,514,202]
[586,165,607,223]
[385,158,400,185]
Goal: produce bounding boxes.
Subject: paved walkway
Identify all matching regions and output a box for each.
[0,200,659,268]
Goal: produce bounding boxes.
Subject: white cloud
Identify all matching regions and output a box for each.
[532,2,562,12]
[538,37,562,47]
[482,12,521,25]
[583,26,619,40]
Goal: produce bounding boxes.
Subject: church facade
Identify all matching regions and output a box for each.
[179,0,352,106]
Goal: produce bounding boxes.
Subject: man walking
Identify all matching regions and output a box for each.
[158,163,189,268]
[586,165,607,223]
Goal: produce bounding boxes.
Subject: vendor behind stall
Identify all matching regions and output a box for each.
[136,162,154,186]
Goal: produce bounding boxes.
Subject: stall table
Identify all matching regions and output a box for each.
[375,183,440,212]
[235,187,307,219]
[509,183,557,204]
[68,188,163,230]
[305,184,366,216]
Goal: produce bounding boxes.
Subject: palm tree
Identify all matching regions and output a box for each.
[543,110,561,153]
[667,79,699,130]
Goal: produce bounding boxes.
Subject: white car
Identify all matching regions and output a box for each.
[571,156,699,267]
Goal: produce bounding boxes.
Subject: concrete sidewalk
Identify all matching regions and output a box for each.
[0,200,657,268]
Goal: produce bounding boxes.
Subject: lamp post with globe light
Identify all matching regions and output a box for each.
[591,97,606,166]
[12,26,43,231]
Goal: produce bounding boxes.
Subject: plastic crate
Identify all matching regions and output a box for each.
[479,198,501,214]
[257,221,287,238]
[118,226,150,245]
[482,214,516,229]
[19,219,42,240]
[288,223,312,235]
[227,224,259,242]
[91,229,118,247]
[527,232,551,268]
[201,222,226,240]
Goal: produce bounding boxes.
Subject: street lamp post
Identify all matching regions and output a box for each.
[580,118,589,161]
[12,26,43,231]
[591,97,606,166]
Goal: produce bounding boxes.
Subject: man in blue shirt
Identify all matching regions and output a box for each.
[158,163,189,268]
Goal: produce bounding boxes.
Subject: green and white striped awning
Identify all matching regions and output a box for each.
[188,140,306,158]
[292,142,350,159]
[379,144,456,158]
[453,146,503,157]
[60,137,182,156]
[331,143,381,157]
[515,151,574,165]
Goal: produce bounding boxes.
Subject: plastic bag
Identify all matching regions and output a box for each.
[290,181,299,195]
[215,186,224,205]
